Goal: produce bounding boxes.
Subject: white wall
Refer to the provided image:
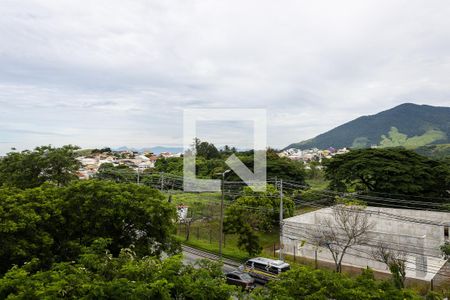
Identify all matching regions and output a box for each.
[282,206,450,281]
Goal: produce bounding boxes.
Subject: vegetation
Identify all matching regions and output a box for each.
[380,127,446,149]
[224,185,293,256]
[372,243,407,289]
[0,180,179,274]
[92,140,306,186]
[324,148,450,199]
[440,242,450,260]
[286,103,450,150]
[307,201,373,273]
[415,144,450,160]
[0,145,81,188]
[0,239,235,300]
[1,143,448,298]
[155,147,306,183]
[256,266,422,299]
[95,163,138,182]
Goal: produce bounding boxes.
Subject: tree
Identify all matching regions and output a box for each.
[440,241,450,260]
[0,181,179,274]
[0,145,81,189]
[297,188,334,206]
[313,201,373,272]
[194,138,221,160]
[372,242,407,288]
[324,148,450,198]
[0,239,236,300]
[91,147,112,154]
[224,185,293,255]
[223,206,263,256]
[227,149,306,184]
[0,185,60,274]
[154,157,184,176]
[56,180,180,258]
[182,201,208,241]
[306,160,325,181]
[153,142,307,184]
[95,163,137,183]
[255,265,421,300]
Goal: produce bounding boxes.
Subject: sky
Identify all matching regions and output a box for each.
[1,0,449,154]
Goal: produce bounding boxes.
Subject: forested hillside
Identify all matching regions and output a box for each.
[286,103,450,150]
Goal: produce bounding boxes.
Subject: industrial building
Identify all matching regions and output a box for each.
[282,206,450,281]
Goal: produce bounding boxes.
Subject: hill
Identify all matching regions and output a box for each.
[414,144,450,160]
[112,146,183,154]
[285,103,450,150]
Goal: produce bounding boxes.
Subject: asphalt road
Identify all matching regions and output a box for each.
[181,245,242,273]
[182,246,265,290]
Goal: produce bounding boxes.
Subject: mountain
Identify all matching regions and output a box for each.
[112,146,183,154]
[141,146,184,154]
[285,103,450,150]
[414,144,450,160]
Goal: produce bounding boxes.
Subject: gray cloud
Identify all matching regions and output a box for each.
[0,0,449,153]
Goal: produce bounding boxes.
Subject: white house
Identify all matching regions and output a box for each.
[282,206,450,281]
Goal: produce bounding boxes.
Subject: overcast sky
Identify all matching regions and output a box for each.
[1,0,449,153]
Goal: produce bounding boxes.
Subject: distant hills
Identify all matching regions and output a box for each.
[112,146,184,154]
[285,103,450,151]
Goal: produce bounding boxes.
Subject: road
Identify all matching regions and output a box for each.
[182,245,242,273]
[182,245,266,290]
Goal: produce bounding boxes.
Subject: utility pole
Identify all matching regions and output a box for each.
[279,178,284,261]
[160,172,164,191]
[219,169,231,259]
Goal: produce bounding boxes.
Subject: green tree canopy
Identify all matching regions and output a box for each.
[153,148,306,184]
[95,163,137,183]
[224,185,294,255]
[194,138,221,160]
[0,181,179,274]
[0,239,235,300]
[324,148,450,199]
[256,266,421,300]
[0,145,81,189]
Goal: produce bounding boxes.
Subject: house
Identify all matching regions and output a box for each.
[282,206,450,281]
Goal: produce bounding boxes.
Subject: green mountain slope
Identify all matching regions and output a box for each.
[414,144,450,160]
[285,103,450,150]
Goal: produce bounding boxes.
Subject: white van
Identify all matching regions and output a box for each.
[243,257,290,283]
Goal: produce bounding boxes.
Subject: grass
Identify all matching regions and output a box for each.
[380,127,447,149]
[176,220,280,262]
[167,191,222,205]
[294,205,318,215]
[305,178,329,190]
[176,235,250,261]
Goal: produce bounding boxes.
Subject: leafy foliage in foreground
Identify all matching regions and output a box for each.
[0,239,235,300]
[255,266,421,300]
[0,240,428,300]
[0,180,179,274]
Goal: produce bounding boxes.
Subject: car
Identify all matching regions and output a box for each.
[225,270,256,290]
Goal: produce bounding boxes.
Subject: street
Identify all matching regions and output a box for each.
[182,245,241,273]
